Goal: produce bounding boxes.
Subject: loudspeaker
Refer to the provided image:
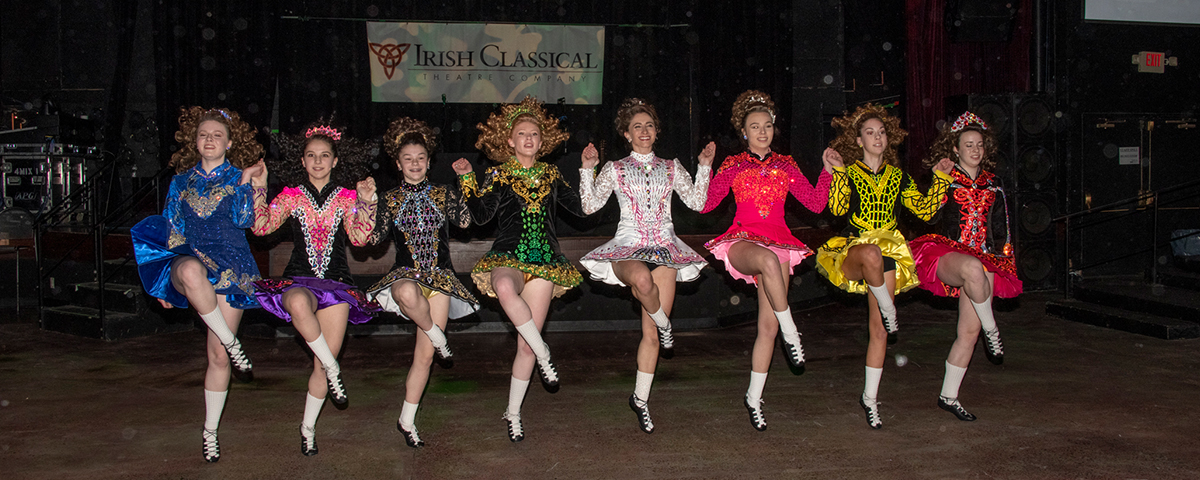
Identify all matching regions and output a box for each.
[947,93,1059,290]
[945,0,1019,42]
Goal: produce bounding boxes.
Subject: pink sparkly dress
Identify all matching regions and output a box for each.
[701,151,833,284]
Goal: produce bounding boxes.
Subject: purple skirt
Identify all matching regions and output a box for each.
[253,277,379,325]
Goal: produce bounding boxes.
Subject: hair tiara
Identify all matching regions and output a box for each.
[305,125,342,141]
[505,106,540,129]
[950,112,988,132]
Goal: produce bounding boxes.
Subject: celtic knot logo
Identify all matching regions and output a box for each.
[369,42,412,80]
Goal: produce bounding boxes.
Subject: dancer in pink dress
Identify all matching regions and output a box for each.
[700,90,835,431]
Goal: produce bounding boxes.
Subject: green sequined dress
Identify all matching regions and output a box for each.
[458,160,586,298]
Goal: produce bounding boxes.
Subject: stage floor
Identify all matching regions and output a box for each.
[2,292,1198,479]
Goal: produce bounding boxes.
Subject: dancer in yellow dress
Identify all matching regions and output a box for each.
[816,104,953,429]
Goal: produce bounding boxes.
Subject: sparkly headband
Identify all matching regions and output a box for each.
[207,108,231,120]
[951,112,988,132]
[305,125,342,141]
[505,105,540,129]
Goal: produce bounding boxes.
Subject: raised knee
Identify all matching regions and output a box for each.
[393,283,423,309]
[493,277,518,298]
[282,290,310,313]
[629,273,655,297]
[961,260,987,286]
[176,259,208,286]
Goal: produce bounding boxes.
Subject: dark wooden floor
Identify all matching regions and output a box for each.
[2,292,1199,479]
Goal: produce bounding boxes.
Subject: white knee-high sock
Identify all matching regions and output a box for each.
[863,366,883,402]
[941,361,968,399]
[506,376,530,416]
[204,389,227,431]
[306,334,339,371]
[647,307,670,329]
[866,284,896,320]
[774,308,800,342]
[399,401,419,429]
[199,308,236,345]
[970,297,998,332]
[514,321,550,359]
[302,393,324,429]
[634,370,654,402]
[746,371,768,408]
[423,324,448,348]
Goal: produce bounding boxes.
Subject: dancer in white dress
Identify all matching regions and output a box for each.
[578,98,715,433]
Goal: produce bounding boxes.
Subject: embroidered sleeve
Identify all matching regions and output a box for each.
[674,160,711,212]
[444,185,472,229]
[901,170,953,221]
[368,189,397,246]
[552,165,587,217]
[828,166,851,217]
[458,171,482,198]
[700,157,737,213]
[462,168,501,224]
[785,161,832,214]
[579,161,616,215]
[252,186,295,236]
[343,189,377,247]
[230,182,256,229]
[163,175,185,236]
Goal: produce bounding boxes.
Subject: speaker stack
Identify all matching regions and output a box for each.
[947,93,1059,290]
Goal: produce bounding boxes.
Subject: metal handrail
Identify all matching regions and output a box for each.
[33,146,173,329]
[1052,177,1200,223]
[1057,179,1200,297]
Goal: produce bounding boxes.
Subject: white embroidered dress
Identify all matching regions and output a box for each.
[578,152,712,285]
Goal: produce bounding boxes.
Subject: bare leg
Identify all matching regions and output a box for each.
[750,260,791,373]
[305,304,349,398]
[726,242,790,312]
[613,260,662,314]
[404,294,452,405]
[203,296,243,392]
[631,267,677,375]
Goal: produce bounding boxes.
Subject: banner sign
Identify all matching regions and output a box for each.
[367,22,605,104]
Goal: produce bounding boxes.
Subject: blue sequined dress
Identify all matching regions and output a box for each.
[132,162,262,309]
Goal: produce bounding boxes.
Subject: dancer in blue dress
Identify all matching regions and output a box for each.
[130,106,263,462]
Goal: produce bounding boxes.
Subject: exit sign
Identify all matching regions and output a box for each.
[1133,51,1179,73]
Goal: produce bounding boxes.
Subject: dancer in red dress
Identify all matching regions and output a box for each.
[908,111,1022,421]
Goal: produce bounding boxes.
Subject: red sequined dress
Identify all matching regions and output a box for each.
[909,166,1022,298]
[700,151,832,284]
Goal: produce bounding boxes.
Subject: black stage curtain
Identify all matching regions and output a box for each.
[152,0,279,164]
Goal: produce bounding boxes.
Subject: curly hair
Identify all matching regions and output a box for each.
[383,117,437,160]
[169,106,263,173]
[922,122,998,171]
[268,120,372,189]
[730,90,776,131]
[475,96,570,163]
[829,103,908,168]
[614,98,660,135]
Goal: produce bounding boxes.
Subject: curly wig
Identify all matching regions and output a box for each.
[383,117,437,161]
[169,106,263,173]
[922,113,998,171]
[475,96,569,163]
[829,103,908,168]
[730,90,776,131]
[614,98,660,135]
[268,120,372,189]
